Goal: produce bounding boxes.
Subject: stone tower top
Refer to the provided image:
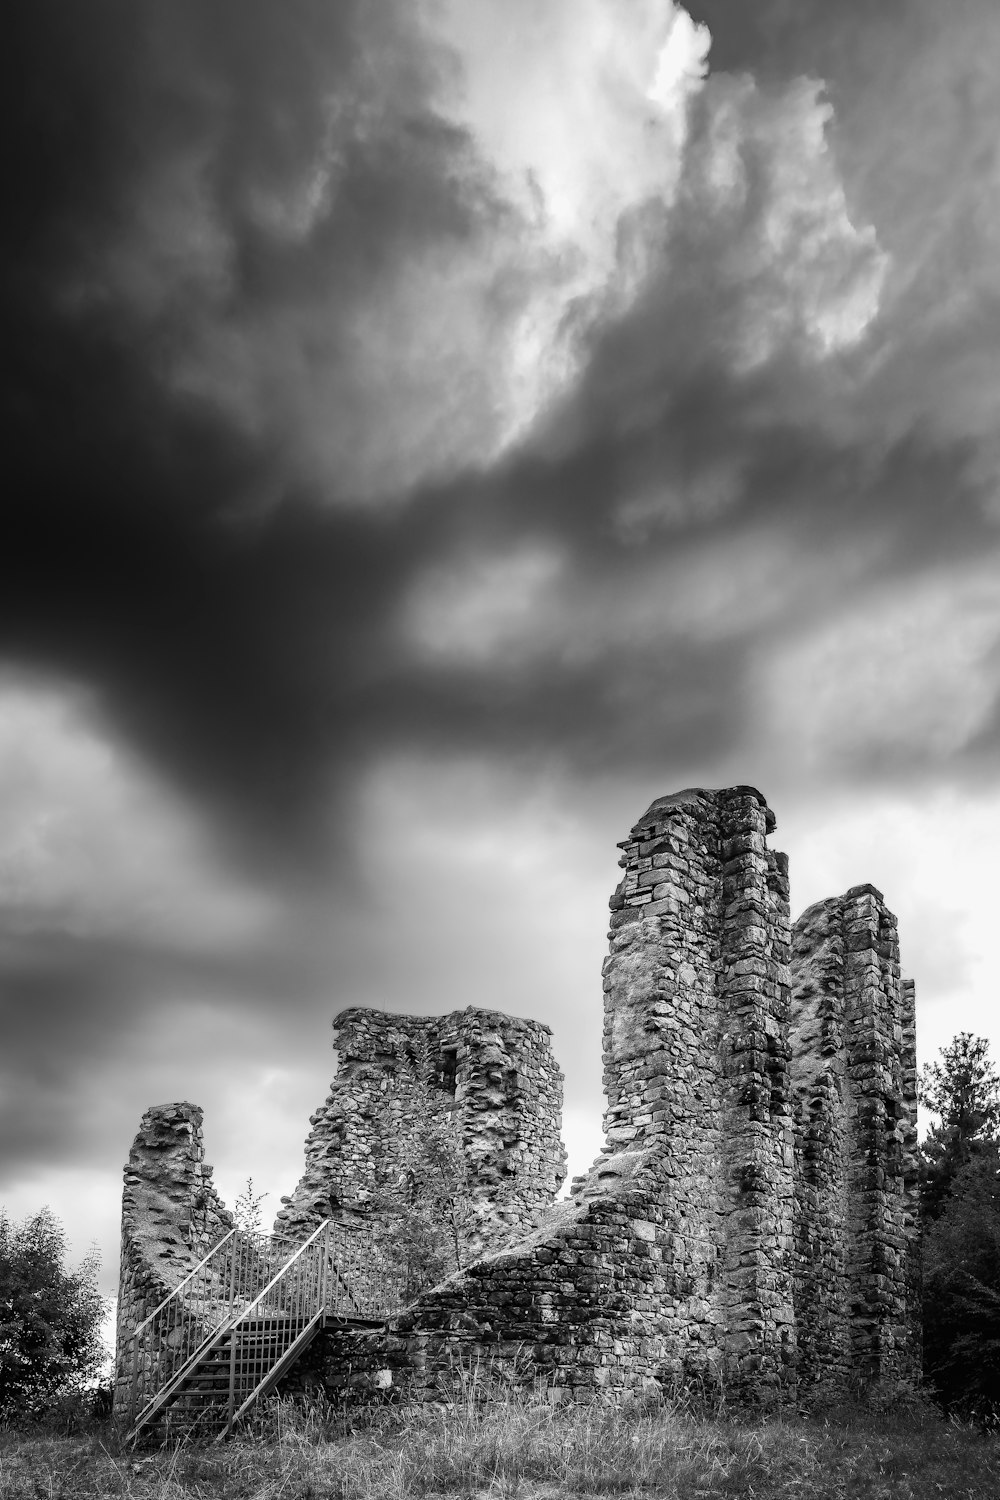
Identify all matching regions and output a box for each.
[628,785,776,840]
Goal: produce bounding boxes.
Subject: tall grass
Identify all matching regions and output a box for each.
[1,1389,998,1499]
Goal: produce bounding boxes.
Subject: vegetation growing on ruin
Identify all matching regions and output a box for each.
[368,1037,512,1300]
[2,1392,999,1499]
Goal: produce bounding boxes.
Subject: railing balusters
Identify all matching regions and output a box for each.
[127,1215,400,1441]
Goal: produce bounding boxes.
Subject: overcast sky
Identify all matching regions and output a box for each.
[3,0,1000,1297]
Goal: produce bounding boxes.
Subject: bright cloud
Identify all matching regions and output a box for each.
[69,2,891,505]
[686,74,888,368]
[427,0,712,443]
[130,3,718,501]
[436,0,709,248]
[780,784,1000,1072]
[758,565,1000,770]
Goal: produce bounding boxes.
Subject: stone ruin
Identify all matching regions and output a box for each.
[116,1100,235,1397]
[274,1006,567,1248]
[115,785,920,1410]
[114,1011,566,1409]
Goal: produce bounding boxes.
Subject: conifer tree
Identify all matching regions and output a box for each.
[920,1033,1000,1417]
[920,1031,1000,1220]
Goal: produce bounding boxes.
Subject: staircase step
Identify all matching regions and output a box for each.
[127,1220,396,1443]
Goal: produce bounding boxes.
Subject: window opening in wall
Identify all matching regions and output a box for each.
[504,1068,519,1100]
[436,1048,458,1096]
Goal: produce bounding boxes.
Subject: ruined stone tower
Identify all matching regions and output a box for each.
[297,785,919,1403]
[114,1103,234,1408]
[789,890,920,1392]
[594,785,798,1388]
[274,1006,567,1246]
[114,1014,567,1407]
[576,788,920,1394]
[116,785,921,1412]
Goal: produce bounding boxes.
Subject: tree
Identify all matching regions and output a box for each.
[368,1044,493,1302]
[919,1033,1000,1418]
[919,1031,1000,1220]
[922,1151,1000,1417]
[0,1207,107,1424]
[374,1109,481,1298]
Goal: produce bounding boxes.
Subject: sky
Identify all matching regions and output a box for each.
[3,0,1000,1299]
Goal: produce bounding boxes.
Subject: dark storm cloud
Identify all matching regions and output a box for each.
[683,0,911,77]
[374,25,1000,792]
[1,0,505,871]
[0,929,200,1173]
[5,0,1000,1233]
[5,0,1000,891]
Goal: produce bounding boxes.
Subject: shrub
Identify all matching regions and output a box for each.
[0,1206,106,1426]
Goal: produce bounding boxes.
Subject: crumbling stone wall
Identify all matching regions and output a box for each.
[301,789,791,1402]
[584,785,797,1389]
[900,976,920,1335]
[113,1012,565,1419]
[274,1007,567,1249]
[117,784,921,1413]
[789,889,921,1395]
[114,1103,233,1409]
[299,786,919,1407]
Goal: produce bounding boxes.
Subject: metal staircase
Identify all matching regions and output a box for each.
[122,1220,400,1442]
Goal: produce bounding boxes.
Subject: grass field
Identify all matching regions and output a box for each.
[1,1393,997,1499]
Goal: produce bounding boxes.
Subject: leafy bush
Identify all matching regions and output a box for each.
[0,1207,107,1426]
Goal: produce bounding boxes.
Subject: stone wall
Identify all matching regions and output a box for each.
[274,1007,567,1250]
[297,786,919,1408]
[789,889,921,1395]
[114,1102,233,1410]
[900,975,920,1343]
[116,784,921,1413]
[591,785,797,1390]
[299,789,785,1402]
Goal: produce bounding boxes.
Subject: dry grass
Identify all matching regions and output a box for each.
[1,1392,998,1500]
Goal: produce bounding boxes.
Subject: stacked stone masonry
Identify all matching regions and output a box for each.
[273,1006,568,1251]
[295,787,919,1406]
[789,890,921,1393]
[116,785,921,1413]
[114,1103,233,1409]
[114,1013,567,1412]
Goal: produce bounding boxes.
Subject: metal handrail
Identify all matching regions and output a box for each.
[217,1221,332,1437]
[128,1227,238,1342]
[125,1225,307,1347]
[222,1218,329,1327]
[125,1218,406,1440]
[123,1225,305,1430]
